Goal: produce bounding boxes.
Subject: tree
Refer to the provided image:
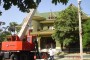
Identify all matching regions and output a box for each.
[0,21,5,34]
[0,23,11,42]
[0,31,11,42]
[52,4,79,51]
[83,18,90,48]
[0,22,20,42]
[52,0,68,5]
[8,22,18,34]
[0,21,5,26]
[0,0,69,15]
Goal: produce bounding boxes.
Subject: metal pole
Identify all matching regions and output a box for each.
[77,0,83,60]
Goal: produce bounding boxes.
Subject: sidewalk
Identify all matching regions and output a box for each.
[54,53,90,60]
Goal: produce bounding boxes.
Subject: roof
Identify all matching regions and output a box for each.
[40,19,55,24]
[30,30,54,36]
[32,16,46,21]
[34,11,59,19]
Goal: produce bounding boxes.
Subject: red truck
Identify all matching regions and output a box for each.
[1,9,41,60]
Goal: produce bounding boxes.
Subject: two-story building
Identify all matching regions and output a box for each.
[27,11,61,52]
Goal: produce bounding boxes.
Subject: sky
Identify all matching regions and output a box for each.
[0,0,90,26]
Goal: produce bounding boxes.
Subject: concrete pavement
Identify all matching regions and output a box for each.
[54,53,90,60]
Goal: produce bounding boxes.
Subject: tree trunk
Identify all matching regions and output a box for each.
[61,42,63,51]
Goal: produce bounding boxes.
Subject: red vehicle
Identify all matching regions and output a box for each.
[1,33,38,60]
[1,9,41,60]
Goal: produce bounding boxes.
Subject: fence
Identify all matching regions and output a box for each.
[63,48,90,53]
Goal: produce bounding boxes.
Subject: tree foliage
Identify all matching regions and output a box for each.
[83,18,90,48]
[0,21,5,25]
[0,22,20,42]
[52,0,68,5]
[0,0,69,15]
[0,22,11,42]
[0,31,11,42]
[8,22,19,33]
[52,4,79,49]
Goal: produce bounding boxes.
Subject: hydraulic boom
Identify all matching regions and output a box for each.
[18,9,36,40]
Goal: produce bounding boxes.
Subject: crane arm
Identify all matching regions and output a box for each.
[18,9,36,40]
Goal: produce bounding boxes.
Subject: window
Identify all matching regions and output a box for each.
[27,37,30,42]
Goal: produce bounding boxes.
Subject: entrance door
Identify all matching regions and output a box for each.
[40,37,56,49]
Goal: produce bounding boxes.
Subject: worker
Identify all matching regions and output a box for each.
[48,48,54,60]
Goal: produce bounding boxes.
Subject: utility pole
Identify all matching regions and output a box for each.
[77,0,83,60]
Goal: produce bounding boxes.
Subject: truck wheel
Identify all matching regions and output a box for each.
[2,58,5,60]
[10,54,18,60]
[20,54,28,60]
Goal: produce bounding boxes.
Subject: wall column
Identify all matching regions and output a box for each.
[37,36,41,50]
[56,40,61,49]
